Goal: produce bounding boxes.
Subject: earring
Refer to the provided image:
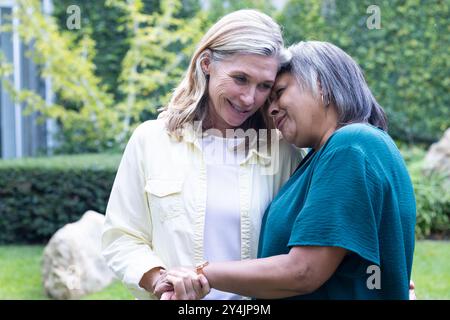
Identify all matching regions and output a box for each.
[321,93,329,107]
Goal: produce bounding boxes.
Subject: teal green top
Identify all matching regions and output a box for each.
[258,123,416,300]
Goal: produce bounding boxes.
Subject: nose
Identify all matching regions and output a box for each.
[241,86,256,107]
[268,100,279,117]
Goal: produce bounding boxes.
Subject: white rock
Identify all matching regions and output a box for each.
[423,128,450,179]
[42,210,116,299]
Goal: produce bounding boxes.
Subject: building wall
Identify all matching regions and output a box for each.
[0,2,49,159]
[0,6,16,159]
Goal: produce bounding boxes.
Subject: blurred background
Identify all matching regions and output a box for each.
[0,0,448,299]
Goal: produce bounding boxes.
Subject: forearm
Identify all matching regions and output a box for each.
[102,230,166,299]
[202,254,313,299]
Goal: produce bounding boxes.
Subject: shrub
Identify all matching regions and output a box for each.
[0,154,121,244]
[401,146,450,239]
[411,172,450,239]
[279,0,450,144]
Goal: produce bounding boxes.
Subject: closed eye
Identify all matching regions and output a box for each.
[233,75,247,84]
[272,87,285,100]
[258,83,273,91]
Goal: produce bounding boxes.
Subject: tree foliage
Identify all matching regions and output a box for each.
[107,0,208,141]
[1,0,119,153]
[278,0,450,143]
[206,0,275,22]
[0,0,207,152]
[51,0,201,101]
[0,0,448,153]
[52,0,132,102]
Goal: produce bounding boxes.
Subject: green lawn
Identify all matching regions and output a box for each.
[411,241,450,300]
[0,241,449,300]
[0,245,133,300]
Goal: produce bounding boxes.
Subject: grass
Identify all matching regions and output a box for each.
[0,245,132,300]
[0,246,46,300]
[411,240,450,300]
[0,241,449,300]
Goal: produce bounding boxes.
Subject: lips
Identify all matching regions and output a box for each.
[228,99,251,115]
[275,115,287,130]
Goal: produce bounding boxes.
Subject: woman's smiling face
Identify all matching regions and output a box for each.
[268,72,338,149]
[202,53,279,131]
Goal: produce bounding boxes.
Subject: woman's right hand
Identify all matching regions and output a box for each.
[155,267,210,300]
[139,267,174,299]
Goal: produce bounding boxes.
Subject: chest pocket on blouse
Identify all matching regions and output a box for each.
[145,179,184,222]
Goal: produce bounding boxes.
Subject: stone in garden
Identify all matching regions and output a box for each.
[423,128,450,179]
[42,210,115,299]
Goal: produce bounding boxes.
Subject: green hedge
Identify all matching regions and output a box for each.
[1,149,447,244]
[0,154,121,244]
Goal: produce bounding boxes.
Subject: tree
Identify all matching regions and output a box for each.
[1,0,119,153]
[107,0,208,141]
[278,0,450,143]
[0,0,207,152]
[206,0,275,22]
[51,0,201,102]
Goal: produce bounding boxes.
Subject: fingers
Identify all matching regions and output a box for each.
[151,270,174,299]
[171,269,203,299]
[164,269,208,300]
[160,291,175,300]
[153,278,174,299]
[166,274,188,299]
[158,266,211,300]
[180,271,195,299]
[191,274,205,298]
[199,274,211,297]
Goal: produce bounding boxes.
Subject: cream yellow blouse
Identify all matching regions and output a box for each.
[101,119,304,299]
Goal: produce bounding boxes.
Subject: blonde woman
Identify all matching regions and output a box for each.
[101,9,303,300]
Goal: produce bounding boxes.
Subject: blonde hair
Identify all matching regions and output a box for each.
[160,9,289,137]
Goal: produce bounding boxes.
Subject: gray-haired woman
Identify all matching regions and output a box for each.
[157,41,417,300]
[101,10,303,300]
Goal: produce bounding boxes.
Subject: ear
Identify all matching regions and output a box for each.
[316,77,324,96]
[317,77,329,107]
[200,50,212,75]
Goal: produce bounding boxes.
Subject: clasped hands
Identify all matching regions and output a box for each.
[153,267,211,300]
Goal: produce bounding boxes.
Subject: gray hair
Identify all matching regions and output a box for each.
[284,41,387,131]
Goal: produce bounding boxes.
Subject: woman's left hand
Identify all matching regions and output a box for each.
[155,267,210,300]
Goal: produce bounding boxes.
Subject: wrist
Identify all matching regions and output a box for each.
[196,261,209,277]
[139,267,164,292]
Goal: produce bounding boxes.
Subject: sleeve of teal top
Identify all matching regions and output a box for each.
[288,146,381,266]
